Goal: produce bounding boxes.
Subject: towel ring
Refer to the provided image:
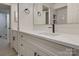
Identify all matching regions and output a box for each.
[24,8,30,14]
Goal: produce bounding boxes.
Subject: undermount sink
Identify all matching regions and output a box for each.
[39,32,59,36]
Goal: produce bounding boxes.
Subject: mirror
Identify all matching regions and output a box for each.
[54,6,67,24]
[33,3,51,24]
[33,3,79,25]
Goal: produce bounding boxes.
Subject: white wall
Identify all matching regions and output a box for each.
[19,3,33,32]
[4,3,34,33]
[11,3,18,31]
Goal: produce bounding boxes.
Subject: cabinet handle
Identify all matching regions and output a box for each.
[34,52,37,56]
[21,44,23,46]
[13,36,15,40]
[72,53,76,56]
[21,35,23,37]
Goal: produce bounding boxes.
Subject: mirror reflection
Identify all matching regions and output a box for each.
[33,3,51,24]
[33,3,79,25]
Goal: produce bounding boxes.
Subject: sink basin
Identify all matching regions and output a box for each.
[39,32,59,36]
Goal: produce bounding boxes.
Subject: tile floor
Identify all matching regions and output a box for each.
[0,38,17,56]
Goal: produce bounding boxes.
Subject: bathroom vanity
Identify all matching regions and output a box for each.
[11,30,79,56]
[11,3,79,56]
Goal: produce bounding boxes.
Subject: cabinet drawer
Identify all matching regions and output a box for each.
[22,41,49,56]
[19,41,37,56]
[19,32,73,56]
[19,46,34,56]
[24,35,73,56]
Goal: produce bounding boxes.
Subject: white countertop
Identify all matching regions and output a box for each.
[20,30,79,49]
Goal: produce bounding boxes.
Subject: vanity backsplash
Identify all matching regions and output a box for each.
[55,24,79,34]
[33,24,52,33]
[34,24,79,34]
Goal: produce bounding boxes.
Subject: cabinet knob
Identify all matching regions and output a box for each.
[34,52,37,56]
[72,54,76,56]
[13,36,15,40]
[21,35,23,37]
[21,44,23,46]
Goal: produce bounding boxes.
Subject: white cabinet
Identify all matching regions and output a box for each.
[18,32,73,56]
[12,30,18,52]
[11,31,79,56]
[18,32,48,56]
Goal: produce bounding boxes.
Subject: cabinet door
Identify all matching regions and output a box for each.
[19,45,34,56]
[33,48,50,56]
[72,49,79,56]
[12,30,18,52]
[19,41,34,56]
[18,32,34,56]
[19,38,48,56]
[24,40,49,56]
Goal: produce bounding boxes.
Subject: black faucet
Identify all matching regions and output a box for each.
[52,20,56,33]
[52,14,56,33]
